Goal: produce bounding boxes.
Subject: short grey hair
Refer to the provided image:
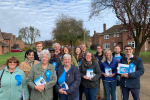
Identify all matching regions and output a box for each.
[63,54,71,60]
[101,49,113,62]
[39,50,51,60]
[53,43,60,48]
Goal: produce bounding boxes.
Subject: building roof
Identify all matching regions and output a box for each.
[0,41,8,46]
[98,24,127,36]
[1,32,12,39]
[0,29,3,41]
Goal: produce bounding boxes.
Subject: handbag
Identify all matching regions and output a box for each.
[0,69,5,88]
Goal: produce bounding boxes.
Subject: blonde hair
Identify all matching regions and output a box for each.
[101,49,113,62]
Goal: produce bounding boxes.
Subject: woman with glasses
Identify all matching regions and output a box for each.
[0,56,29,100]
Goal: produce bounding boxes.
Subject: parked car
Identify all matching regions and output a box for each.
[11,49,22,52]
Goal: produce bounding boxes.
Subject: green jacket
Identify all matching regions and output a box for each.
[0,67,29,100]
[60,55,79,68]
[27,63,57,100]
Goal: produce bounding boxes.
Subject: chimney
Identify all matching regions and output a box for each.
[94,31,96,34]
[103,23,106,32]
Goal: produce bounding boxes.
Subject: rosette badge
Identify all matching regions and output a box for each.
[129,63,135,72]
[45,70,51,82]
[15,75,22,86]
[52,62,57,70]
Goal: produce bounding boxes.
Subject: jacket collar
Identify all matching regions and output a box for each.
[5,66,20,73]
[37,63,52,71]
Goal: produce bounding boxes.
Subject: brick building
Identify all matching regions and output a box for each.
[91,24,150,52]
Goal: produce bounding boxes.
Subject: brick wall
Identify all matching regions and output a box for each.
[16,39,25,49]
[91,31,100,45]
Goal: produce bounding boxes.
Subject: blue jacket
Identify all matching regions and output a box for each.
[100,59,118,81]
[120,55,144,88]
[55,65,81,100]
[49,55,62,70]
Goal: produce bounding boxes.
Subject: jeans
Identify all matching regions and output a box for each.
[121,85,140,100]
[83,87,98,100]
[59,94,79,100]
[103,80,117,100]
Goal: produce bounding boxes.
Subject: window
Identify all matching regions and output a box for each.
[128,41,135,48]
[114,43,116,46]
[11,41,12,44]
[103,43,110,49]
[6,41,8,43]
[5,47,6,49]
[104,35,109,39]
[114,34,116,37]
[117,33,119,37]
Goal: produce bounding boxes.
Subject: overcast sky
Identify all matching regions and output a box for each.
[0,0,118,41]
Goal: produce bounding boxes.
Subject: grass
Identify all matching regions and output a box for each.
[0,52,25,65]
[0,49,149,65]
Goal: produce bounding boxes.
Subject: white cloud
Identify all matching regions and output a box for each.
[0,0,118,41]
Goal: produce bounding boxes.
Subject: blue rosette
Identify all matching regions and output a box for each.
[15,75,22,86]
[52,62,57,70]
[129,63,135,73]
[45,70,51,82]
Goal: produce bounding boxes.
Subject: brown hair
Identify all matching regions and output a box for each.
[124,44,133,49]
[62,45,71,55]
[81,51,97,66]
[114,45,120,48]
[35,41,43,46]
[6,56,20,67]
[73,46,83,60]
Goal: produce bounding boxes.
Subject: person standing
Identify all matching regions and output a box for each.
[120,45,144,100]
[74,46,83,66]
[81,44,86,57]
[112,45,124,100]
[94,45,104,99]
[100,49,118,100]
[54,43,62,58]
[34,41,43,62]
[79,51,101,100]
[48,48,62,100]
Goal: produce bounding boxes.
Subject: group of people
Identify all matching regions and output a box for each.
[0,41,144,100]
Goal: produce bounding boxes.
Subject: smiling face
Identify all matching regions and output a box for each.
[81,44,86,53]
[105,51,111,60]
[8,60,17,69]
[49,50,55,58]
[75,47,81,55]
[54,44,60,53]
[125,47,133,55]
[36,43,43,52]
[64,47,69,54]
[41,54,49,64]
[26,52,34,60]
[97,46,102,53]
[63,57,71,66]
[85,52,92,62]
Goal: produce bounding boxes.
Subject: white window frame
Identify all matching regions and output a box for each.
[103,43,110,49]
[114,43,116,46]
[117,33,119,37]
[104,35,109,39]
[114,34,116,37]
[128,41,135,48]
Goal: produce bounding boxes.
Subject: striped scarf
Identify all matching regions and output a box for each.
[25,58,34,67]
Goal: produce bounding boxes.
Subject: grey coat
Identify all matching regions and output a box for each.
[27,63,57,100]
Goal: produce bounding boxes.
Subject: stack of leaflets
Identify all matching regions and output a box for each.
[60,82,69,91]
[34,76,46,85]
[117,63,136,74]
[105,68,112,76]
[86,69,96,79]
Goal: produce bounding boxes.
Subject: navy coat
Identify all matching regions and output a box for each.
[120,55,145,88]
[55,65,81,100]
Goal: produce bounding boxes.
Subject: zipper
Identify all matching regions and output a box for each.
[9,73,12,100]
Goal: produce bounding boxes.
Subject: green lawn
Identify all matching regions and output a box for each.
[0,52,25,65]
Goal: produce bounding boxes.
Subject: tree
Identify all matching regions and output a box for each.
[52,14,90,49]
[90,0,150,56]
[18,26,40,49]
[43,40,53,48]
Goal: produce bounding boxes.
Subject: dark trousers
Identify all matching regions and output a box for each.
[121,85,140,100]
[53,87,58,100]
[83,87,98,100]
[79,84,83,100]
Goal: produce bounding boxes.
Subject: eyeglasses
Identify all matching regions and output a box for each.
[9,61,17,63]
[125,49,132,51]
